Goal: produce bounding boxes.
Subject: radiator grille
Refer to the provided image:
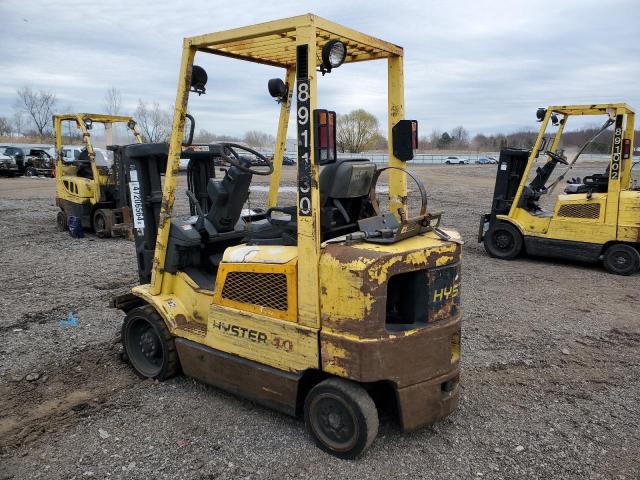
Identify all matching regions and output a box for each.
[221,272,288,311]
[557,203,600,219]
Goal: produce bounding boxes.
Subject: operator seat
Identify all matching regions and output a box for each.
[75,149,93,179]
[564,167,610,195]
[245,158,377,245]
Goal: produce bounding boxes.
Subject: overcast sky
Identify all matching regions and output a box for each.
[1,0,639,138]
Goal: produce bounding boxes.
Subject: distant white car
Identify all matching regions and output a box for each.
[444,156,469,165]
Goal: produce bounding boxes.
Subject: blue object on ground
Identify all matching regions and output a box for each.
[59,312,78,327]
[68,215,84,238]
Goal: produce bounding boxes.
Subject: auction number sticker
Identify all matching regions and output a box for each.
[297,78,312,216]
[610,115,623,180]
[128,169,145,230]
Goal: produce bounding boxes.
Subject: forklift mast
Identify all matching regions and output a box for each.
[488,148,529,218]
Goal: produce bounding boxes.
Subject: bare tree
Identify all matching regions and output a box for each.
[12,112,26,136]
[104,87,122,116]
[0,117,11,136]
[450,126,470,149]
[428,129,442,148]
[244,130,275,148]
[194,129,239,143]
[134,100,171,142]
[336,109,379,153]
[15,86,57,138]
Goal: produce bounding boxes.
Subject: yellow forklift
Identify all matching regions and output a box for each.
[479,104,639,275]
[113,14,463,458]
[54,113,143,237]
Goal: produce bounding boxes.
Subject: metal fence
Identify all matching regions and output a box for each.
[336,152,622,164]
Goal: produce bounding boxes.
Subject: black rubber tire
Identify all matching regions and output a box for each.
[93,209,113,238]
[484,222,523,260]
[602,244,640,276]
[121,305,179,380]
[56,211,68,232]
[24,166,37,177]
[304,378,378,459]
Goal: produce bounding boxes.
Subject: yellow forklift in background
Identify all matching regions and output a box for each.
[479,104,639,275]
[113,14,463,458]
[54,114,143,237]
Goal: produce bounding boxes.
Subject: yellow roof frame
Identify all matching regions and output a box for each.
[186,13,403,68]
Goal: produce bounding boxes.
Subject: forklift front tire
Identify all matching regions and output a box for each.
[304,378,379,459]
[484,222,523,260]
[93,209,113,238]
[121,305,179,380]
[602,244,640,276]
[56,211,68,232]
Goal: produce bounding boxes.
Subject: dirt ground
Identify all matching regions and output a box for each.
[0,163,638,480]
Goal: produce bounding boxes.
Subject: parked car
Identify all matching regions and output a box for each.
[444,156,469,165]
[0,147,19,177]
[59,145,83,163]
[282,155,296,166]
[476,156,497,164]
[0,146,55,176]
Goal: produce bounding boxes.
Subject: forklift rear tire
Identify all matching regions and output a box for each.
[304,378,378,459]
[93,209,113,238]
[484,223,523,260]
[602,244,640,276]
[56,211,68,232]
[121,305,179,380]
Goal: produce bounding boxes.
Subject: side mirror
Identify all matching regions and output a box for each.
[190,65,208,95]
[183,114,195,146]
[268,78,288,103]
[392,120,418,161]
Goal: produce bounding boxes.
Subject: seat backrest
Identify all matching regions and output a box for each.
[319,159,376,205]
[319,159,376,234]
[205,163,253,233]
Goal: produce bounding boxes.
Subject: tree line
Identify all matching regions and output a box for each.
[0,85,279,148]
[2,86,637,153]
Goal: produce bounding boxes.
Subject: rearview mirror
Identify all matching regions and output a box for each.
[268,78,288,103]
[183,114,195,146]
[190,65,208,95]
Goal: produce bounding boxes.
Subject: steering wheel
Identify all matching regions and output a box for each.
[218,143,273,176]
[545,150,569,165]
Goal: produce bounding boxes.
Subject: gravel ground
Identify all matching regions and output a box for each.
[0,164,639,479]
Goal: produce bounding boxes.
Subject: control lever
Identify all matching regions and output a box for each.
[185,189,204,216]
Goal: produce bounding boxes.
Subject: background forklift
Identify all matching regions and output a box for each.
[479,104,639,275]
[54,114,143,237]
[113,14,463,458]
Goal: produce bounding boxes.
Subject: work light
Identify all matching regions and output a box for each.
[320,40,347,74]
[83,118,93,130]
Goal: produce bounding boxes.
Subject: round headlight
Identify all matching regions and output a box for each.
[321,40,347,73]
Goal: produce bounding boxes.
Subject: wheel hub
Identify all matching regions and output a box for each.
[495,232,512,249]
[139,330,159,358]
[614,254,629,266]
[315,398,353,443]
